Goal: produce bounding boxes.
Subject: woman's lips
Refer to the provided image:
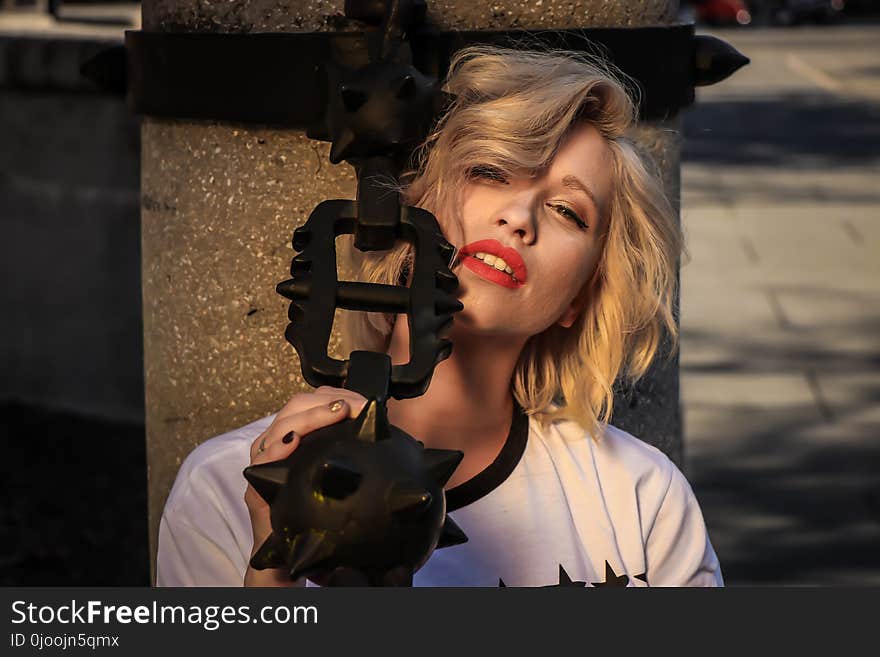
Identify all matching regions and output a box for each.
[459,239,527,289]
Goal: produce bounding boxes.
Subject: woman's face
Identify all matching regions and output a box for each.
[444,122,613,341]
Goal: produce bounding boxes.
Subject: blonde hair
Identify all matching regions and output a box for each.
[342,44,682,437]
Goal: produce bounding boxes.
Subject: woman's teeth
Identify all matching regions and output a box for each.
[473,252,517,280]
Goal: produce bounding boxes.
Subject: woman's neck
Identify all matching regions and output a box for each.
[385,315,527,457]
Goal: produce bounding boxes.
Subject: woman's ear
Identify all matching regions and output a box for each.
[557,268,600,329]
[557,285,589,329]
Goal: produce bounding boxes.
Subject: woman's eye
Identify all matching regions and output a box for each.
[550,204,588,230]
[467,165,509,184]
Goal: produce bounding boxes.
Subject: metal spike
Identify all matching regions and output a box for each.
[242,461,289,504]
[351,398,391,443]
[291,253,312,273]
[693,35,750,87]
[423,448,463,487]
[395,74,416,99]
[329,128,356,164]
[319,458,363,500]
[434,269,458,293]
[340,85,368,113]
[249,532,287,570]
[434,338,453,364]
[276,278,297,301]
[305,121,332,142]
[292,226,311,250]
[435,292,463,315]
[277,278,311,301]
[288,530,334,580]
[389,482,433,516]
[436,240,456,264]
[436,514,468,549]
[80,45,127,95]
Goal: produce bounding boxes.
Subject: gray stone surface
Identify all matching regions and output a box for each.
[144,0,677,32]
[141,122,357,577]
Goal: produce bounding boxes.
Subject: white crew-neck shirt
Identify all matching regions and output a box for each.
[156,412,722,587]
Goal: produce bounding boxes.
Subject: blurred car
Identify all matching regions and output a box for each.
[692,0,754,25]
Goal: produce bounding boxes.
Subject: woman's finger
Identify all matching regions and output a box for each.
[249,398,350,464]
[250,429,301,466]
[268,388,367,432]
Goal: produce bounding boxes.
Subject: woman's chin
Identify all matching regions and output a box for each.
[448,314,531,343]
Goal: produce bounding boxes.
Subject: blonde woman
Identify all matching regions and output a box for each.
[156,45,723,587]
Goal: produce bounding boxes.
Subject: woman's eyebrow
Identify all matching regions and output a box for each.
[560,175,599,208]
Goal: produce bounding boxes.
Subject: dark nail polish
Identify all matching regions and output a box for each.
[282,431,295,444]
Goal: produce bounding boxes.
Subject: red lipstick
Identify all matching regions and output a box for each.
[459,239,527,289]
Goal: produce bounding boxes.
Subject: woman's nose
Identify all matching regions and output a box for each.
[495,199,537,244]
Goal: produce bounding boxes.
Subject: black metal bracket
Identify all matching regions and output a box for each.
[83,25,748,124]
[275,198,460,402]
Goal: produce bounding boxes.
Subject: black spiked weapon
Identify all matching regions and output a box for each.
[244,399,468,583]
[244,0,466,586]
[249,196,467,585]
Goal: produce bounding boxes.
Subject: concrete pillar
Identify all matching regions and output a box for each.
[142,0,682,580]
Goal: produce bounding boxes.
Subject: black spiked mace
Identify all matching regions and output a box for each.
[246,155,466,585]
[245,399,466,584]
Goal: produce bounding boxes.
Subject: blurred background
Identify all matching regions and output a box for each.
[1,0,878,585]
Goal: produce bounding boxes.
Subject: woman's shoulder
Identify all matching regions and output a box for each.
[535,417,678,488]
[531,417,688,524]
[164,413,276,513]
[532,416,722,586]
[157,415,275,586]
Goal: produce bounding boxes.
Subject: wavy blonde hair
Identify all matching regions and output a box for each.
[342,44,682,437]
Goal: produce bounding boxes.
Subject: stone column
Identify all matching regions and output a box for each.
[141,0,682,581]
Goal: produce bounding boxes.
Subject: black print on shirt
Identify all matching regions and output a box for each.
[497,561,648,587]
[591,560,648,587]
[591,561,629,587]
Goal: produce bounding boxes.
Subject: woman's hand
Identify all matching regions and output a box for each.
[243,386,367,587]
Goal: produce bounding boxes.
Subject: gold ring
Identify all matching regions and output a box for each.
[257,435,268,454]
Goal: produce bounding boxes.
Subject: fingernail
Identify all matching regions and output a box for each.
[282,431,295,444]
[328,399,344,413]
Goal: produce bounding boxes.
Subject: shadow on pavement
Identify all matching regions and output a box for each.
[688,406,880,585]
[682,299,880,584]
[684,92,880,167]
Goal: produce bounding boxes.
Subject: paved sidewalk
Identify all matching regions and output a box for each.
[0,4,139,39]
[680,26,880,584]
